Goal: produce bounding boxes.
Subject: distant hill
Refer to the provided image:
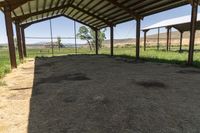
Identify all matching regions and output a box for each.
[1,30,200,48]
[0,42,84,48]
[103,30,200,47]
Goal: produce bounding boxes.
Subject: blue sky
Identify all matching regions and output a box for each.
[0,4,199,44]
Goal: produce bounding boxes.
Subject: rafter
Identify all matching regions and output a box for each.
[0,0,192,30]
[0,0,33,11]
[20,14,96,30]
[77,0,102,21]
[21,15,63,28]
[106,0,141,19]
[13,3,70,22]
[70,4,112,26]
[52,0,61,15]
[13,2,112,27]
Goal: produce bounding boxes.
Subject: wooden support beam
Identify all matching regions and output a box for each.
[21,15,63,28]
[21,26,27,57]
[169,28,172,51]
[70,4,112,26]
[106,0,141,19]
[95,29,99,55]
[179,31,183,52]
[13,3,70,22]
[49,19,54,56]
[143,30,148,51]
[21,15,96,30]
[4,5,17,69]
[16,23,24,62]
[110,26,114,56]
[0,0,33,11]
[136,19,141,60]
[188,0,198,65]
[157,28,160,50]
[166,27,170,51]
[63,15,96,30]
[74,21,78,54]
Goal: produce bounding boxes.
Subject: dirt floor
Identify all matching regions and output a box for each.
[1,55,200,133]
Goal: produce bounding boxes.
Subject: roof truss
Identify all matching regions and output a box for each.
[0,0,192,29]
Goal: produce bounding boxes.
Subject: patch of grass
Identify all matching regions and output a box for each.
[99,46,200,67]
[1,45,200,78]
[0,65,11,78]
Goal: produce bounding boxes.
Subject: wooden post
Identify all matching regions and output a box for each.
[179,31,183,52]
[169,28,172,51]
[110,26,114,56]
[4,5,17,69]
[136,19,141,60]
[95,29,99,55]
[21,27,27,57]
[49,19,54,56]
[16,23,24,62]
[188,0,198,65]
[157,28,160,50]
[74,21,78,54]
[166,27,170,51]
[143,30,148,51]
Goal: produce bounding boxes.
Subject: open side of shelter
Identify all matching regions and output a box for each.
[142,14,200,52]
[0,0,199,69]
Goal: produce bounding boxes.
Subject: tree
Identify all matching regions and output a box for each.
[77,26,106,51]
[57,37,62,51]
[90,28,106,49]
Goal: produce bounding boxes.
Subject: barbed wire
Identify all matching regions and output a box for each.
[25,37,77,40]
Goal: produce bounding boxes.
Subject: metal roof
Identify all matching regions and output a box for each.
[0,0,191,29]
[143,14,200,32]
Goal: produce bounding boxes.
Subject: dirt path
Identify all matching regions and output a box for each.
[0,59,34,133]
[1,55,200,133]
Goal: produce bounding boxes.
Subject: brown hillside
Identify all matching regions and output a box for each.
[103,31,200,47]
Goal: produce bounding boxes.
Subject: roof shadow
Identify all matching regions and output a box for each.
[28,55,93,132]
[27,55,200,133]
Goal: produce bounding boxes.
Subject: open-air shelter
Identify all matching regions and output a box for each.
[142,14,200,52]
[0,0,199,68]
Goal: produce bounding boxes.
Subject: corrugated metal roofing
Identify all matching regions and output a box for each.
[143,14,200,32]
[0,0,191,29]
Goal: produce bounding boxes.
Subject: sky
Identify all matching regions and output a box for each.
[0,4,199,44]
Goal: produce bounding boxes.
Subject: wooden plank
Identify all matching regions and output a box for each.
[110,26,114,56]
[188,0,198,65]
[166,27,170,51]
[95,29,99,55]
[179,31,183,52]
[21,26,27,57]
[16,23,24,62]
[143,30,148,51]
[136,19,141,60]
[4,5,17,69]
[157,28,160,50]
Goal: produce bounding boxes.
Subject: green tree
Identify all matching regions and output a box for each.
[77,26,106,51]
[90,28,106,49]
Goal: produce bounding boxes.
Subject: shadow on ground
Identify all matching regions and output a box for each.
[28,55,200,133]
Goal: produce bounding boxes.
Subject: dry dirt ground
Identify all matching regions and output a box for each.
[1,55,200,133]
